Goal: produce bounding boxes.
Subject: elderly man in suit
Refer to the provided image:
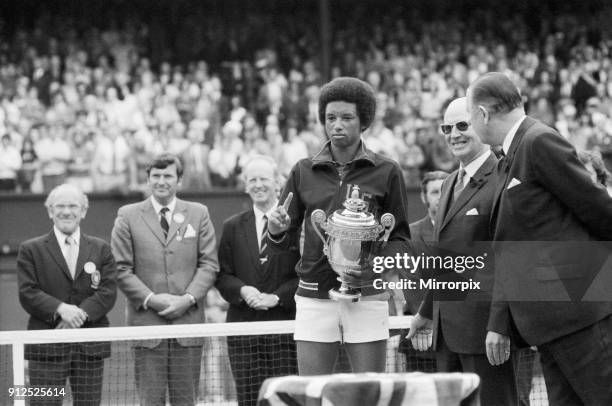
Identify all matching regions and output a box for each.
[111,153,219,406]
[17,183,117,406]
[408,97,518,405]
[216,154,299,406]
[466,72,612,405]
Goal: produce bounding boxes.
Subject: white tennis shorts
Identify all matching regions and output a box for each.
[293,295,389,343]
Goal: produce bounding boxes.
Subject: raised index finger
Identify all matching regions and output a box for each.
[282,192,293,211]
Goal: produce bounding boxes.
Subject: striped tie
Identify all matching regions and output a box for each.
[160,207,170,238]
[453,168,466,203]
[260,215,268,264]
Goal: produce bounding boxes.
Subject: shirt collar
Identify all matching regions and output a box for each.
[54,226,80,246]
[253,201,278,223]
[461,148,492,180]
[311,140,375,167]
[502,115,527,155]
[151,196,177,215]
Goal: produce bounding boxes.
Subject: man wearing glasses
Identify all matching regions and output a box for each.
[17,183,117,405]
[407,97,518,405]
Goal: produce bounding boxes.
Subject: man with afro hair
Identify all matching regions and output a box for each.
[268,77,411,375]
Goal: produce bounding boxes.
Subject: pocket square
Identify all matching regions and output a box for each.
[507,178,522,189]
[183,224,197,239]
[466,208,479,215]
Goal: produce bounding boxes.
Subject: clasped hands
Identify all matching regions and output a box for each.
[55,303,88,329]
[148,293,194,320]
[405,314,511,366]
[240,286,279,310]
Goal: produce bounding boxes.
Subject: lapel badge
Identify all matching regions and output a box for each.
[84,262,96,274]
[173,213,185,224]
[85,262,101,289]
[91,270,101,289]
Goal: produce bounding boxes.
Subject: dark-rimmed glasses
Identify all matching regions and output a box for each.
[440,121,470,135]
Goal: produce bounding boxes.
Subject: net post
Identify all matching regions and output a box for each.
[12,342,25,406]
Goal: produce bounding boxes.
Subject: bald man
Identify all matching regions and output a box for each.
[408,98,518,405]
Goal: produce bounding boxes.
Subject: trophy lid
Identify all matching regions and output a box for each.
[329,186,377,228]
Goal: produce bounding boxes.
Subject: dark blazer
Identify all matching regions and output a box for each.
[216,209,300,322]
[488,116,612,346]
[17,231,117,360]
[421,152,498,354]
[403,216,435,314]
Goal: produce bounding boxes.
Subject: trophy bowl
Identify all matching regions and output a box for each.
[311,185,395,301]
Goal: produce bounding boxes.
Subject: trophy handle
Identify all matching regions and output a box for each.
[380,213,396,243]
[310,209,328,252]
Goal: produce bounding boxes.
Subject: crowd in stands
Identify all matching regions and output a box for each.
[1,1,612,193]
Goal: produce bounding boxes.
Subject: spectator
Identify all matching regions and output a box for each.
[0,133,22,191]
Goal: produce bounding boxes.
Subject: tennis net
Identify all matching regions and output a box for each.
[0,316,547,405]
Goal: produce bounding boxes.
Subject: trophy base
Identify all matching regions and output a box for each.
[329,288,361,302]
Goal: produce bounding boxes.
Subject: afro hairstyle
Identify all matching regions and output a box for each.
[318,77,377,130]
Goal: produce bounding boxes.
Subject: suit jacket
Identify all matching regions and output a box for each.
[399,216,437,358]
[111,198,219,347]
[422,152,498,354]
[215,209,300,322]
[17,231,117,360]
[488,116,612,346]
[403,216,435,315]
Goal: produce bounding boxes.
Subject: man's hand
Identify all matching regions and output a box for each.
[56,303,88,328]
[405,313,433,351]
[157,294,193,320]
[486,331,511,366]
[253,293,279,310]
[268,193,293,236]
[240,286,262,308]
[147,293,172,312]
[342,268,363,285]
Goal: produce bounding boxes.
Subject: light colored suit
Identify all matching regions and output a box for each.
[111,197,218,405]
[111,197,218,347]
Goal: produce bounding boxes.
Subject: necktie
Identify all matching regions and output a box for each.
[160,207,170,238]
[494,147,508,174]
[453,168,466,202]
[260,215,268,264]
[65,236,78,279]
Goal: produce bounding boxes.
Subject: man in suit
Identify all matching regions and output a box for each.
[399,171,447,372]
[216,155,299,406]
[111,153,219,406]
[408,97,518,405]
[467,72,612,405]
[17,183,117,406]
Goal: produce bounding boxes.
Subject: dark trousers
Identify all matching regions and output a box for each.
[436,335,518,406]
[538,314,612,406]
[134,339,202,406]
[28,352,104,406]
[227,334,297,406]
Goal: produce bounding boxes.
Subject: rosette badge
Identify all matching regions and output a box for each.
[84,262,101,289]
[84,262,96,274]
[173,213,185,224]
[311,185,395,302]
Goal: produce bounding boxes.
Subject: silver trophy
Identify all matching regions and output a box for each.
[311,185,395,301]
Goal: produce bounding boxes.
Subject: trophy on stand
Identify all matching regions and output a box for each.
[311,185,395,301]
